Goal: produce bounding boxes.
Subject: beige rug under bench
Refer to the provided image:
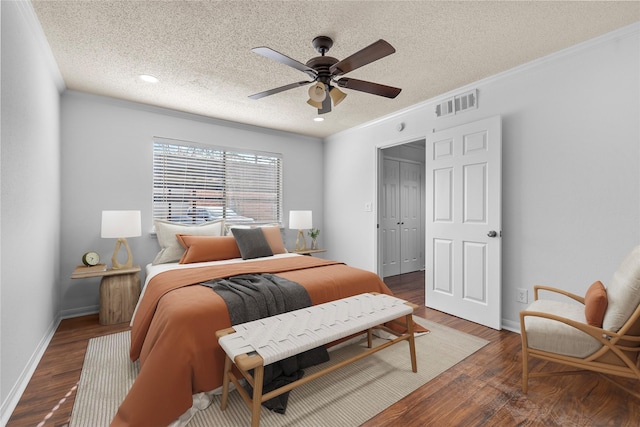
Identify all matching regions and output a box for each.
[70,317,488,427]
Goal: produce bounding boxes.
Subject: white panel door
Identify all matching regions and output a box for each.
[400,162,422,273]
[382,159,401,277]
[426,116,502,329]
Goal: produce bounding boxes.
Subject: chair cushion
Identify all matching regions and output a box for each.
[523,299,602,358]
[584,281,608,327]
[602,246,640,332]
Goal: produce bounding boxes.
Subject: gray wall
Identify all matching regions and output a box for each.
[59,91,324,316]
[324,25,640,331]
[2,3,638,422]
[1,1,63,420]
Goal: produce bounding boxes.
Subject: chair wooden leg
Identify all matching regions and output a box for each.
[522,347,529,394]
[251,365,264,427]
[221,355,232,410]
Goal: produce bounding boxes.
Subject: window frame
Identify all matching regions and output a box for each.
[152,137,283,226]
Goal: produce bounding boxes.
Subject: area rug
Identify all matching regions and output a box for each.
[70,317,488,427]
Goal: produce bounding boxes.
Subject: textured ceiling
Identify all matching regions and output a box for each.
[31,1,639,138]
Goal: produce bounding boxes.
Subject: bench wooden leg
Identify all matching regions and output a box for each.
[406,313,417,373]
[251,365,264,427]
[220,355,232,410]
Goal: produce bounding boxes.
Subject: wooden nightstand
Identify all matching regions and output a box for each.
[71,264,141,325]
[291,248,326,256]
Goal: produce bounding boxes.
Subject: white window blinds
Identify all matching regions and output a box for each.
[153,138,283,225]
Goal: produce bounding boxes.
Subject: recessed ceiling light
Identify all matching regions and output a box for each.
[313,117,324,122]
[139,74,159,83]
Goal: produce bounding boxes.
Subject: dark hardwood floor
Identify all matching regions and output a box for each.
[7,271,639,426]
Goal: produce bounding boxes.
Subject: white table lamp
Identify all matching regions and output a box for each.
[101,210,141,269]
[289,210,312,251]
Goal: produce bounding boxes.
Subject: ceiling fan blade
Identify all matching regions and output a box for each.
[329,39,395,76]
[318,92,332,114]
[248,81,313,100]
[252,47,317,78]
[335,77,401,99]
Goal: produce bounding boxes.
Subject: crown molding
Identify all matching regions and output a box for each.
[330,22,640,140]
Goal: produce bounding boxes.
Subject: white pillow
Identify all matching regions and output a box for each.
[153,219,225,265]
[602,246,640,332]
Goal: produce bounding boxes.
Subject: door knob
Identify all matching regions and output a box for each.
[487,230,498,238]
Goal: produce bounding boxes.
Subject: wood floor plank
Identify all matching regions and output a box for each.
[6,272,640,426]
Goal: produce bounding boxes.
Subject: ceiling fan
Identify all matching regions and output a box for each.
[248,36,402,115]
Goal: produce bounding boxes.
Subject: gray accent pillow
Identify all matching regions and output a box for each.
[231,228,274,260]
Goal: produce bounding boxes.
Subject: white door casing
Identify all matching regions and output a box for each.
[426,116,502,330]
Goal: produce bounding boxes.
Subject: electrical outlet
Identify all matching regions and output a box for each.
[517,288,528,304]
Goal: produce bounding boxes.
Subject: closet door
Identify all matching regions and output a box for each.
[382,159,422,277]
[381,159,401,277]
[400,162,422,273]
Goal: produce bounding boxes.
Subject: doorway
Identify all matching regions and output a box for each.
[378,140,426,278]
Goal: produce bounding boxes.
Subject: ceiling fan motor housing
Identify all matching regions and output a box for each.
[312,36,333,55]
[309,36,337,85]
[306,56,338,85]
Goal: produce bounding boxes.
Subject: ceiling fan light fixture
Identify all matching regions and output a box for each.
[329,87,347,106]
[307,98,323,109]
[308,82,327,102]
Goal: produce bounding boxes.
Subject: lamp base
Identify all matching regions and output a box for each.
[111,238,134,269]
[295,229,308,251]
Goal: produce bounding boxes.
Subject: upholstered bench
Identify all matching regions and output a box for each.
[215,292,418,427]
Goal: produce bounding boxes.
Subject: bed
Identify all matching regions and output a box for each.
[109,224,403,427]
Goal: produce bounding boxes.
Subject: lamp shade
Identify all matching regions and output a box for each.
[289,210,312,230]
[101,210,142,238]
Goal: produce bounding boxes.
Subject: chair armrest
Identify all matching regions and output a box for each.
[533,285,585,304]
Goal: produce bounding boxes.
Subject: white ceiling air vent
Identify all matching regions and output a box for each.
[435,89,478,118]
[455,89,477,113]
[435,98,454,118]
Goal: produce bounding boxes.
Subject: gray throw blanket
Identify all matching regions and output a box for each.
[201,274,329,413]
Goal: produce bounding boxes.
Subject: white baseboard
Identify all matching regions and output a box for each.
[0,306,99,425]
[59,305,99,320]
[0,316,60,426]
[501,318,521,334]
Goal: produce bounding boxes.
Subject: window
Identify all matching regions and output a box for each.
[153,138,283,225]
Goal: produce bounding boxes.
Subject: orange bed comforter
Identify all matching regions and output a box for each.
[111,255,395,426]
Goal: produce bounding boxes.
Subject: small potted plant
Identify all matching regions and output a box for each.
[308,228,320,250]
